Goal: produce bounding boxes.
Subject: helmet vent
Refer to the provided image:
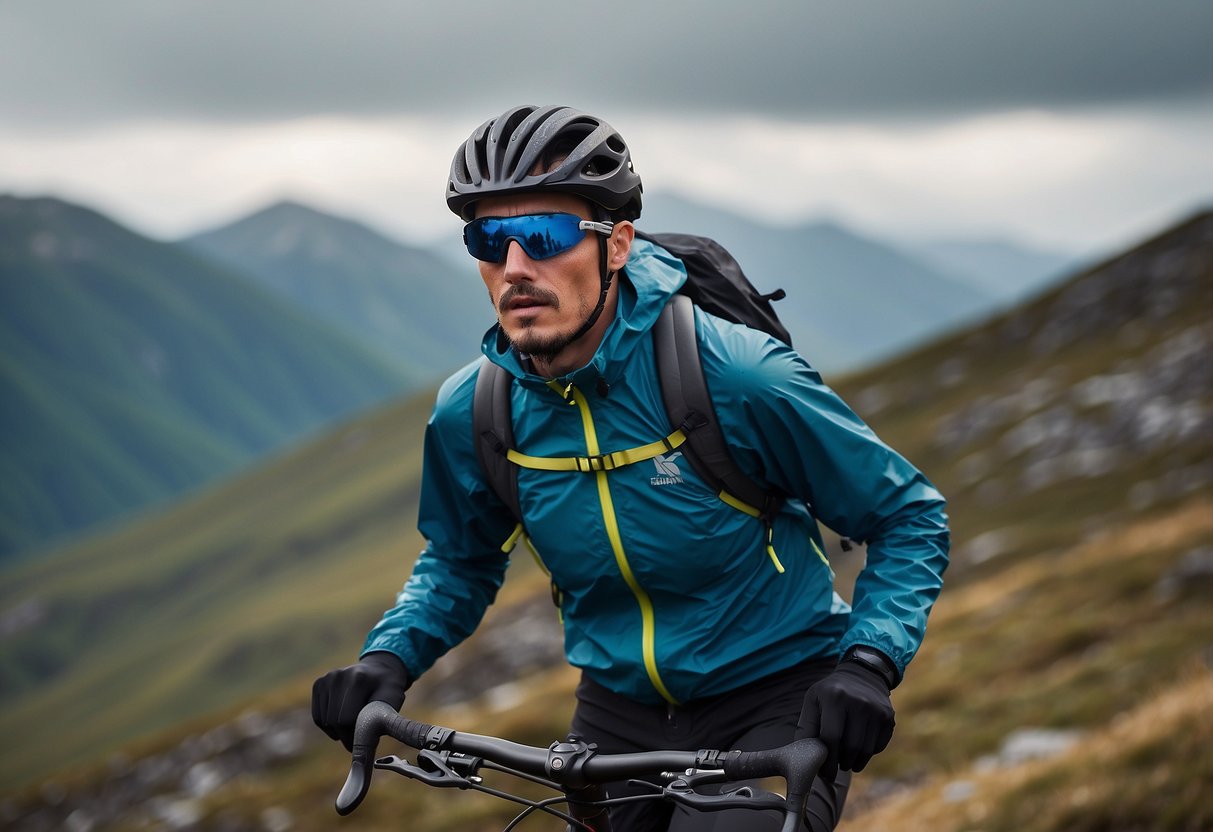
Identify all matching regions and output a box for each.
[472,142,489,183]
[451,154,471,186]
[585,154,621,178]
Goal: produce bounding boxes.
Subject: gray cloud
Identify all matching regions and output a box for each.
[2,0,1212,129]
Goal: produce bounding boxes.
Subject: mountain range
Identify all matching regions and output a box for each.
[1,192,1073,562]
[185,201,490,382]
[636,193,1071,369]
[1,207,1208,829]
[0,196,416,561]
[897,235,1076,301]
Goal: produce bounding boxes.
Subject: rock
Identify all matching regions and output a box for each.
[261,806,293,832]
[958,529,1015,565]
[1155,546,1213,603]
[149,797,203,830]
[942,779,976,803]
[183,761,226,798]
[64,809,94,832]
[0,599,47,638]
[974,727,1083,771]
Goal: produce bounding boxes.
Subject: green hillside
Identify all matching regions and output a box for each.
[1,210,1210,829]
[0,196,420,561]
[0,386,441,788]
[185,201,492,385]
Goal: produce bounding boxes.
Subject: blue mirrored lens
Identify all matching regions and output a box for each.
[463,213,589,262]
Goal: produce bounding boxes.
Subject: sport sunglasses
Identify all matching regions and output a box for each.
[463,212,614,263]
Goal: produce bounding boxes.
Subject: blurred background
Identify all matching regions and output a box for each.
[2,2,1211,830]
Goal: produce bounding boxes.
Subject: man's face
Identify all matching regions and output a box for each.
[473,192,607,360]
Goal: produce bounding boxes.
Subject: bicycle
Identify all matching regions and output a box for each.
[334,700,828,831]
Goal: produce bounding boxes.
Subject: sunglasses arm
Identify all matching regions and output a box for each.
[578,220,615,236]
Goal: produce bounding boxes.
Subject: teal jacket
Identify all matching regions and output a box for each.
[363,238,949,704]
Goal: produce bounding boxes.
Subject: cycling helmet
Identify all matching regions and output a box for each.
[447,105,643,221]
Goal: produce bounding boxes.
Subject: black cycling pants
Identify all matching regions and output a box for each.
[569,658,850,832]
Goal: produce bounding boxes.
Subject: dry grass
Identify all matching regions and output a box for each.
[843,665,1213,832]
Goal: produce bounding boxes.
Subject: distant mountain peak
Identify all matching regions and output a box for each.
[240,198,350,229]
[187,198,386,262]
[259,197,318,214]
[182,196,491,386]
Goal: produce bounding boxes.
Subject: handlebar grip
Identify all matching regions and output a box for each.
[335,740,373,816]
[378,709,435,750]
[721,737,826,781]
[721,737,827,832]
[335,701,438,815]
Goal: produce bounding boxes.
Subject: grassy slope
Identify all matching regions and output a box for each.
[830,211,1213,829]
[0,387,439,787]
[852,663,1213,832]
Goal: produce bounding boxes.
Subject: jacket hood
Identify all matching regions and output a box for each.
[480,237,687,389]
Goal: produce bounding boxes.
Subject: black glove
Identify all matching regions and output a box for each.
[312,651,411,751]
[796,651,896,777]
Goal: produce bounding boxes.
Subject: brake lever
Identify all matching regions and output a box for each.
[374,749,477,789]
[663,778,788,813]
[668,769,727,788]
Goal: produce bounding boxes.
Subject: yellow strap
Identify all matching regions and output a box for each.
[505,428,689,473]
[523,534,546,573]
[500,522,526,553]
[718,489,762,517]
[766,525,786,573]
[722,494,784,572]
[520,533,564,623]
[810,538,829,567]
[811,537,833,573]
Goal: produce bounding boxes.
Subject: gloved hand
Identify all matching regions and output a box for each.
[312,651,411,751]
[796,655,895,777]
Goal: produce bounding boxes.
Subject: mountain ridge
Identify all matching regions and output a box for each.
[281,189,1057,376]
[637,192,999,371]
[898,234,1075,301]
[185,200,491,386]
[0,194,418,561]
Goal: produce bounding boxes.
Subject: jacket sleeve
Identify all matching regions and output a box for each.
[704,321,950,677]
[361,366,517,680]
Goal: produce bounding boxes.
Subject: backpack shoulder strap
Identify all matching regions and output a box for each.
[653,294,779,518]
[472,358,523,524]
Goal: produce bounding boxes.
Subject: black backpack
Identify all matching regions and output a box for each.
[473,231,790,535]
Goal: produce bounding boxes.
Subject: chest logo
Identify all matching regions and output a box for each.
[650,452,685,486]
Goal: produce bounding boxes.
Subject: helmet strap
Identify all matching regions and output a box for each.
[564,209,615,345]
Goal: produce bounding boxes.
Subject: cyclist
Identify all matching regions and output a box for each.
[313,104,950,831]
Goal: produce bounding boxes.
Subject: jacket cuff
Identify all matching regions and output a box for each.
[841,645,901,689]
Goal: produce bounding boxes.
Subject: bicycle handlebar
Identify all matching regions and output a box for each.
[337,701,827,831]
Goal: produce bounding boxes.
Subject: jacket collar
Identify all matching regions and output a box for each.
[480,237,687,392]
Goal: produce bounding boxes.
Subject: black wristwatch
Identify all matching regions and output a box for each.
[842,645,901,689]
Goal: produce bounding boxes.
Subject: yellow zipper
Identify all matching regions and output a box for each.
[502,523,565,623]
[564,384,678,705]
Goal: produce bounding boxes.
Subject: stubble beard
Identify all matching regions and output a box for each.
[497,285,591,361]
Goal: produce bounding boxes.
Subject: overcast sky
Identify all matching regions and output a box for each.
[2,0,1211,254]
